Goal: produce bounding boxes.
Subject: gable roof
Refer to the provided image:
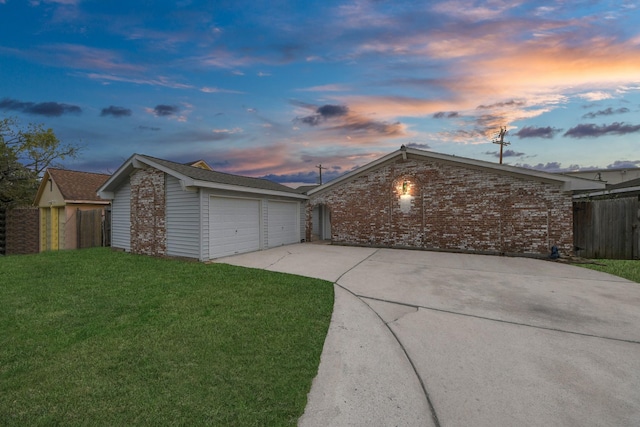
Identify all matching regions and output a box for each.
[308,147,607,195]
[98,154,307,200]
[35,168,111,204]
[186,159,213,170]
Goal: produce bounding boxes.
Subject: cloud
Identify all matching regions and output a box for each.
[477,100,526,110]
[606,160,640,169]
[0,97,81,116]
[328,117,404,137]
[515,162,602,173]
[200,86,244,94]
[297,104,349,126]
[100,105,132,117]
[484,149,525,158]
[433,111,459,119]
[151,104,180,117]
[294,100,409,140]
[582,107,630,119]
[86,73,193,89]
[515,162,568,173]
[563,122,640,138]
[32,44,143,74]
[212,127,243,135]
[260,171,323,185]
[297,84,351,92]
[137,126,160,131]
[406,143,431,149]
[514,126,562,139]
[578,91,614,102]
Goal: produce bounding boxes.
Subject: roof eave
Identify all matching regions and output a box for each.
[65,200,111,205]
[308,148,607,194]
[189,180,308,199]
[308,150,401,195]
[573,185,640,199]
[33,169,52,206]
[98,154,307,200]
[97,153,138,198]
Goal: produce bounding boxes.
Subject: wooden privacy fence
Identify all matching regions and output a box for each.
[76,208,111,249]
[0,208,6,255]
[574,197,640,259]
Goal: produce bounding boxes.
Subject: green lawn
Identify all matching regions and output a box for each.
[579,259,640,283]
[0,248,334,426]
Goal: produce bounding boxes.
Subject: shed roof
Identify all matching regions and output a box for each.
[98,154,307,200]
[35,168,111,204]
[308,147,607,195]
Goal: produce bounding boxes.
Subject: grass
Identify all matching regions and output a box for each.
[579,259,640,283]
[0,248,334,426]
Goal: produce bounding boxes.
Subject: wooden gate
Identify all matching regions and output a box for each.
[574,197,640,259]
[77,209,106,249]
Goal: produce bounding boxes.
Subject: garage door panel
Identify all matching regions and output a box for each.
[268,201,299,247]
[209,197,260,258]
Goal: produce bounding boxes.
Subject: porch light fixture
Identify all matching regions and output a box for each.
[402,180,409,195]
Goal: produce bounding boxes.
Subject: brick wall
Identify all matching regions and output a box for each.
[130,168,167,256]
[5,207,40,255]
[308,157,573,257]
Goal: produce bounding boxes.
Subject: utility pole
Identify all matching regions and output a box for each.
[316,164,327,185]
[491,127,510,164]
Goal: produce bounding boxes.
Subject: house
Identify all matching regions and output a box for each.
[97,154,307,261]
[306,146,606,257]
[34,168,111,251]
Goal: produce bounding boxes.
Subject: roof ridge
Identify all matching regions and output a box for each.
[48,167,111,177]
[138,154,289,186]
[137,154,299,194]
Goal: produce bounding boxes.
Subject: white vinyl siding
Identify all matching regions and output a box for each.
[209,196,261,258]
[111,180,131,251]
[267,201,300,247]
[166,175,200,258]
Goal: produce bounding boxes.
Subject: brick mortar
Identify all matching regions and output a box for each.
[130,168,167,256]
[307,158,573,256]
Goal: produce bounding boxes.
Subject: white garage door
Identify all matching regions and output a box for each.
[267,201,299,247]
[209,197,260,258]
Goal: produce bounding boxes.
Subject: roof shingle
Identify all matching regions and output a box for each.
[48,168,111,202]
[140,155,300,194]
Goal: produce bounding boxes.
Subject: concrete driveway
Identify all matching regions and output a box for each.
[217,243,640,427]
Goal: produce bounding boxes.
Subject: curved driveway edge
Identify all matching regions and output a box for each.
[298,285,434,426]
[217,243,640,426]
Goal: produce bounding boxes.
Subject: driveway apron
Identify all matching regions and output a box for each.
[217,243,640,427]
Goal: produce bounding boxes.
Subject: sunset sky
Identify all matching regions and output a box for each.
[1,0,639,185]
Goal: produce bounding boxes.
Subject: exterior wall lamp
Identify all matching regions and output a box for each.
[402,180,409,195]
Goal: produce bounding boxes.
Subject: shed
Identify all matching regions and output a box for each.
[306,146,606,257]
[34,168,111,251]
[98,154,307,261]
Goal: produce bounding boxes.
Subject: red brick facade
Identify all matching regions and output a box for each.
[307,157,573,257]
[130,168,167,256]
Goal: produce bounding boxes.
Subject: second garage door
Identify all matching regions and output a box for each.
[267,201,299,247]
[209,197,260,258]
